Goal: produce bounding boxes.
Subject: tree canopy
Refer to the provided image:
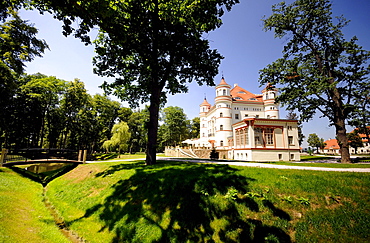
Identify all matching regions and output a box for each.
[259,0,370,163]
[103,121,131,153]
[30,0,239,165]
[0,6,48,140]
[347,131,363,154]
[158,106,189,148]
[307,133,326,154]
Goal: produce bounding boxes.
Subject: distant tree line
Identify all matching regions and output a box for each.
[0,72,199,153]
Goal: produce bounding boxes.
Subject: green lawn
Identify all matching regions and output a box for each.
[43,160,370,242]
[0,167,69,243]
[93,152,148,161]
[1,159,369,242]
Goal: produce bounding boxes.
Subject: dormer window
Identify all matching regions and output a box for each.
[249,98,257,101]
[238,91,246,94]
[234,97,242,100]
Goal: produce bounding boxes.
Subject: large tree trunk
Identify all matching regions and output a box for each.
[329,82,351,163]
[146,84,161,165]
[334,118,351,163]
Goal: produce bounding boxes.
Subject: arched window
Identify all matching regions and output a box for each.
[220,125,223,131]
[220,112,223,117]
[223,89,226,95]
[220,140,224,146]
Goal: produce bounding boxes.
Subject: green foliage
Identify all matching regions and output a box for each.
[0,7,48,147]
[281,195,293,203]
[224,187,238,200]
[158,106,189,149]
[259,0,370,163]
[126,109,149,153]
[347,131,364,154]
[102,121,131,153]
[189,117,200,139]
[1,72,129,151]
[307,133,326,153]
[298,197,310,206]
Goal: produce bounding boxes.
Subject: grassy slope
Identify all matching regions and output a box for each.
[46,160,370,242]
[0,167,69,243]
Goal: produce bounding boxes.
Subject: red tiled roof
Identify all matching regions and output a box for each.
[217,77,231,88]
[200,98,211,107]
[219,78,228,85]
[323,139,340,150]
[230,85,262,102]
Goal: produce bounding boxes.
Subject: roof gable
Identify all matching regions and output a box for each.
[230,85,262,102]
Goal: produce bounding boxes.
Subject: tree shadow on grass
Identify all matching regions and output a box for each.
[75,161,292,242]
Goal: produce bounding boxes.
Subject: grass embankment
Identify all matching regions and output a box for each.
[0,167,69,243]
[46,160,370,242]
[93,152,148,161]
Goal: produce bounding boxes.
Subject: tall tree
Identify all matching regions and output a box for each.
[189,117,200,139]
[159,106,189,147]
[20,73,66,147]
[347,131,363,154]
[31,0,240,165]
[307,133,326,154]
[126,109,149,153]
[0,7,48,147]
[60,79,89,149]
[90,94,121,151]
[259,0,370,163]
[102,122,131,154]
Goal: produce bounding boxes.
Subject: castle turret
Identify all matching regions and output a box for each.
[199,98,211,139]
[262,83,279,119]
[214,77,233,148]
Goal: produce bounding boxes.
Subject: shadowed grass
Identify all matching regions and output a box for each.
[45,160,370,242]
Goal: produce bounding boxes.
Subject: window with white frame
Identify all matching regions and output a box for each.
[265,128,274,145]
[255,128,262,145]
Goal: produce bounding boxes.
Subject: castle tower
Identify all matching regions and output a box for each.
[214,77,233,148]
[262,83,279,119]
[199,98,211,139]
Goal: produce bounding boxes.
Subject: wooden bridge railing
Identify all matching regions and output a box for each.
[0,148,88,166]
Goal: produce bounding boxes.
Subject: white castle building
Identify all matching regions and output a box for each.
[188,77,300,161]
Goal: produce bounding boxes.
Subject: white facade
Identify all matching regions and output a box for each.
[195,78,300,161]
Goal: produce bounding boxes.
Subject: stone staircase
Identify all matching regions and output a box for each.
[178,148,198,158]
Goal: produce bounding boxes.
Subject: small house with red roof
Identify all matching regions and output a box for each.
[321,139,340,154]
[184,77,300,161]
[321,128,370,154]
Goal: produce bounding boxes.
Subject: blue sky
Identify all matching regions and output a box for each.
[20,0,370,147]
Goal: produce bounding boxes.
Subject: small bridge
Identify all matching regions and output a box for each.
[0,148,87,167]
